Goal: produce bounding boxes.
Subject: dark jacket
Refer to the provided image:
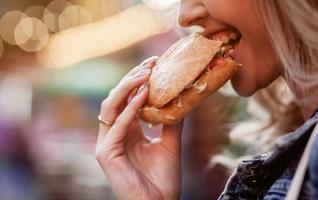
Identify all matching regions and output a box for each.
[218,108,318,200]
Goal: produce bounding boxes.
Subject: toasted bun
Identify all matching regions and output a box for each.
[139,58,239,125]
[138,33,239,125]
[148,33,223,108]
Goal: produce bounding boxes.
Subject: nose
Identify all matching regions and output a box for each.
[178,0,208,28]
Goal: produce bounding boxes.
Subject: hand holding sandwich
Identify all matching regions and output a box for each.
[96,57,183,200]
[96,33,239,199]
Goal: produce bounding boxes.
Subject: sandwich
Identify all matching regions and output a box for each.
[139,33,240,125]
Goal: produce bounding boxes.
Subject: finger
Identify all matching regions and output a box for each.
[109,87,137,108]
[107,57,157,97]
[125,116,144,149]
[139,56,159,68]
[161,120,184,153]
[98,77,149,146]
[100,71,150,120]
[97,123,108,145]
[125,56,158,103]
[127,88,138,104]
[104,83,149,145]
[122,56,158,80]
[98,57,157,144]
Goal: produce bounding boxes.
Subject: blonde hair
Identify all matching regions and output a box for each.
[254,1,318,108]
[211,1,318,170]
[231,79,303,151]
[210,80,304,170]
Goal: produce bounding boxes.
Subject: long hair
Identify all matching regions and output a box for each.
[211,1,318,169]
[254,0,318,111]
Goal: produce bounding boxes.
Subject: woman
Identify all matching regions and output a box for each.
[95,1,318,199]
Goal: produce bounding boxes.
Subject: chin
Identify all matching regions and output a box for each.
[230,76,257,97]
[232,85,257,97]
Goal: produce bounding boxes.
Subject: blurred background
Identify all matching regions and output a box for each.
[0,0,270,199]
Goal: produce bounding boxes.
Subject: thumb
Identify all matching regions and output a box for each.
[161,120,184,151]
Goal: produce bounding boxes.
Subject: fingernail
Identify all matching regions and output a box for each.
[138,65,149,71]
[140,56,159,67]
[137,82,148,95]
[134,69,151,77]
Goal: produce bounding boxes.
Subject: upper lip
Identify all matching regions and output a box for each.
[200,28,242,40]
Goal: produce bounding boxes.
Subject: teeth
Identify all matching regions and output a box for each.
[220,36,230,44]
[229,32,238,40]
[220,46,232,55]
[211,31,240,43]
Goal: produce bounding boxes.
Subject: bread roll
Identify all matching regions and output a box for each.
[139,33,239,125]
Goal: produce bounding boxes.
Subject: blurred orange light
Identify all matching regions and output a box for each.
[43,0,73,32]
[14,17,33,45]
[58,5,79,31]
[37,4,170,68]
[25,5,46,19]
[17,18,49,52]
[43,12,59,32]
[0,10,28,45]
[100,0,122,18]
[76,6,93,25]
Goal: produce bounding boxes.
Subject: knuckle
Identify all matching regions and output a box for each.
[95,148,103,162]
[101,99,116,111]
[125,75,136,82]
[127,65,140,74]
[95,151,111,167]
[95,147,113,165]
[101,99,110,110]
[119,77,136,90]
[108,88,115,96]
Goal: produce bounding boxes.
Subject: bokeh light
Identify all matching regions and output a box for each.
[14,17,33,45]
[17,17,49,52]
[43,0,73,32]
[76,6,93,25]
[0,10,28,45]
[25,5,46,19]
[100,0,123,17]
[37,4,169,68]
[58,5,79,31]
[46,0,73,16]
[42,11,58,32]
[82,0,104,20]
[58,5,93,31]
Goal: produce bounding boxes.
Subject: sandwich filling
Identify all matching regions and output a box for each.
[140,34,241,125]
[183,37,240,92]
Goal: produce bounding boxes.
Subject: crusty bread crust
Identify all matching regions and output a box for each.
[139,58,239,125]
[148,33,223,108]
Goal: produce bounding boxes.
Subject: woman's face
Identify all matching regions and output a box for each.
[178,0,281,96]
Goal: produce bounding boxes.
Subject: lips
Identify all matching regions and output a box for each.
[202,29,242,62]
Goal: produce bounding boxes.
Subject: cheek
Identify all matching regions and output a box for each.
[203,0,281,96]
[231,39,280,97]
